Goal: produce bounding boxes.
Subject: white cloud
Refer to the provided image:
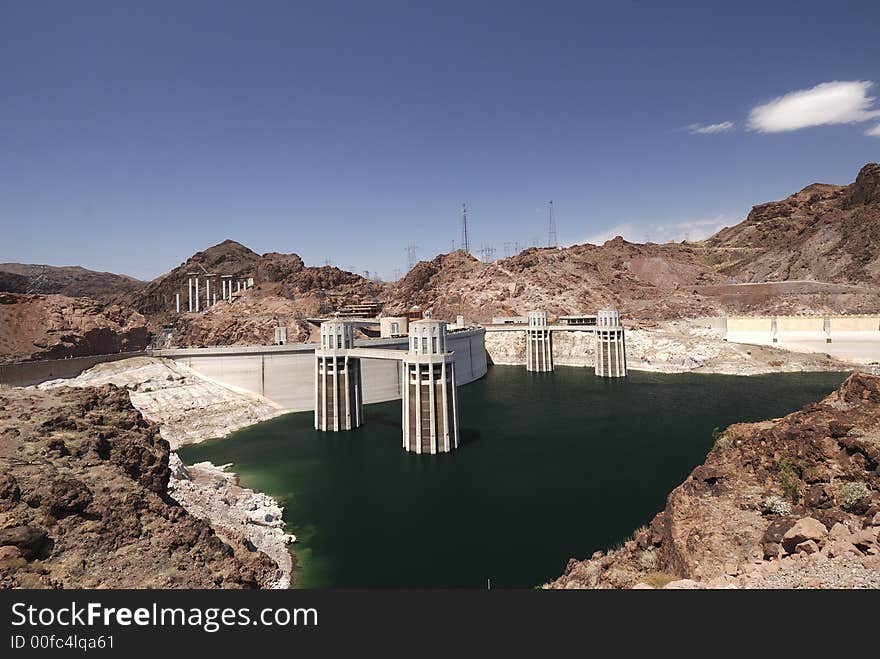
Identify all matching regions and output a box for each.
[583,216,731,246]
[867,123,880,137]
[748,80,880,133]
[688,121,734,134]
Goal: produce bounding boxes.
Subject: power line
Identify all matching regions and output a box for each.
[478,245,495,263]
[548,200,557,247]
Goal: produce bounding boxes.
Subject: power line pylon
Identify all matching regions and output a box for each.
[405,244,418,270]
[461,203,470,255]
[548,200,557,248]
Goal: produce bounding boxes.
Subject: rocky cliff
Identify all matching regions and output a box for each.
[0,384,283,588]
[547,373,880,589]
[0,293,151,364]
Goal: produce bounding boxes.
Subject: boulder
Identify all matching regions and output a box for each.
[824,540,859,558]
[0,546,23,561]
[46,478,93,516]
[781,517,827,554]
[828,522,855,543]
[0,525,49,559]
[795,540,819,554]
[805,484,833,509]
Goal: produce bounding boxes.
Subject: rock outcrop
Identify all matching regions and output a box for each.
[547,372,880,589]
[0,385,284,588]
[0,293,151,364]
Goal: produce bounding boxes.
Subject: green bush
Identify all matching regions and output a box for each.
[777,455,805,502]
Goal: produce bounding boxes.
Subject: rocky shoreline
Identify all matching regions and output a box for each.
[0,385,283,588]
[35,356,295,589]
[168,456,294,589]
[547,372,880,589]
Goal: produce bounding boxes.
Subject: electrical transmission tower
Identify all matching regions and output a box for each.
[478,245,495,263]
[392,268,401,281]
[503,242,512,258]
[405,244,418,270]
[548,200,557,247]
[461,203,470,254]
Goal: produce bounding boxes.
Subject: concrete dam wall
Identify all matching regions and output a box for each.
[151,327,488,412]
[724,315,880,364]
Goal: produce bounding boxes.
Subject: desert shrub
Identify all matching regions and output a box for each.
[637,549,658,571]
[641,572,678,589]
[768,360,784,367]
[629,525,648,540]
[837,481,870,511]
[777,455,805,502]
[712,427,733,449]
[763,495,792,516]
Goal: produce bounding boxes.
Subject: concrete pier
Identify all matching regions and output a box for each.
[595,308,627,377]
[314,320,363,431]
[402,319,459,454]
[526,310,553,372]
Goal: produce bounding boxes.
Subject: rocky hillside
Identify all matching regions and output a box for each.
[0,263,144,304]
[547,372,880,589]
[0,293,151,364]
[705,163,880,284]
[134,239,381,320]
[385,163,880,321]
[385,240,725,321]
[0,385,282,588]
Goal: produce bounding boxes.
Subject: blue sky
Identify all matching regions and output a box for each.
[2,1,879,280]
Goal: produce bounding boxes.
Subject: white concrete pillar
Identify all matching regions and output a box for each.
[213,292,217,306]
[187,278,193,312]
[194,278,200,312]
[175,293,180,313]
[206,279,210,307]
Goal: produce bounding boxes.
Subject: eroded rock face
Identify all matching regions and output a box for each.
[0,293,151,364]
[0,385,282,589]
[548,373,880,589]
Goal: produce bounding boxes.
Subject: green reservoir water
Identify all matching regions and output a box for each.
[179,366,846,588]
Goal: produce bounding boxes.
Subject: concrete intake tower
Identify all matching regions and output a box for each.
[402,319,459,454]
[314,320,363,431]
[595,308,627,377]
[526,310,553,372]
